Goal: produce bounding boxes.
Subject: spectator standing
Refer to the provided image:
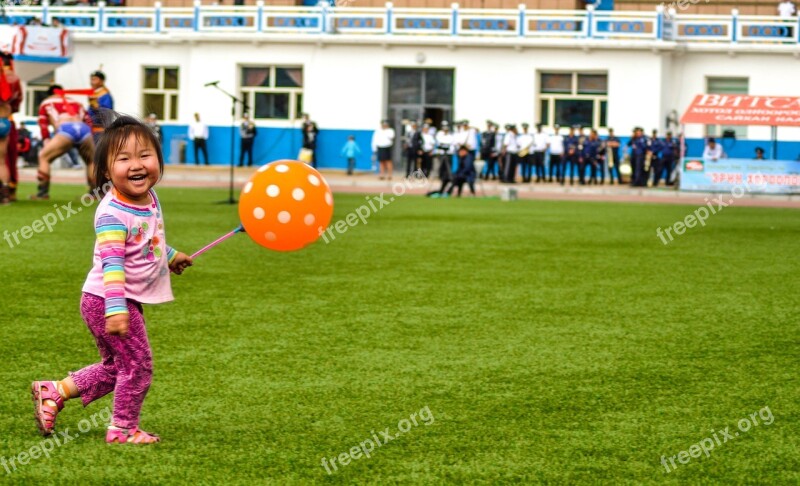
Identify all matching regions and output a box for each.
[239,112,257,167]
[435,121,454,180]
[628,127,650,186]
[562,126,580,185]
[517,123,533,183]
[420,124,435,177]
[532,124,550,182]
[605,128,622,184]
[189,112,209,165]
[340,135,361,175]
[301,113,318,168]
[480,121,499,180]
[654,131,678,186]
[501,124,519,183]
[87,70,113,142]
[371,119,395,180]
[548,124,564,183]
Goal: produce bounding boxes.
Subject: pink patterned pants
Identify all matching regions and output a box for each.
[70,292,153,429]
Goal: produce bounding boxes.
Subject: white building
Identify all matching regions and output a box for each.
[13,4,800,168]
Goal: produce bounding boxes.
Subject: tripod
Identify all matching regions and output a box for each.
[205,82,248,205]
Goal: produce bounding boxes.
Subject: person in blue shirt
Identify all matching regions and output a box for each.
[561,126,580,185]
[653,131,679,186]
[627,127,651,187]
[87,70,113,142]
[604,128,622,185]
[647,129,662,187]
[340,135,362,175]
[581,129,603,185]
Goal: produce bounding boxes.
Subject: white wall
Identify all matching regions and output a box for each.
[56,38,800,142]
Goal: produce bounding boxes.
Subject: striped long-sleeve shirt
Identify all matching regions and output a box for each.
[82,189,178,317]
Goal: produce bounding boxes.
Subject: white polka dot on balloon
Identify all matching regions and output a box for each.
[258,164,269,172]
[325,192,333,206]
[304,213,315,226]
[267,185,280,197]
[276,164,289,173]
[278,211,291,223]
[292,188,305,201]
[243,181,253,193]
[265,231,276,241]
[253,207,265,220]
[308,174,320,186]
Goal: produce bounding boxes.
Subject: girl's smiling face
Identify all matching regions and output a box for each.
[108,135,160,204]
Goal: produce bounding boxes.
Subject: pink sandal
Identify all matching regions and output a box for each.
[31,381,64,436]
[106,426,161,444]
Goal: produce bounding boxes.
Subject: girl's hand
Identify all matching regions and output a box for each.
[106,315,129,338]
[170,252,193,275]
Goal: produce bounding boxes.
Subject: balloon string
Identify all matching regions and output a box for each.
[190,225,244,259]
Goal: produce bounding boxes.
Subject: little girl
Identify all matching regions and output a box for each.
[31,115,192,444]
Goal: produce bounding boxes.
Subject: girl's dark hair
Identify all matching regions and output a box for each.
[94,114,164,197]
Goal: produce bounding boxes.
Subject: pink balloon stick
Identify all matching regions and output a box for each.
[190,225,245,259]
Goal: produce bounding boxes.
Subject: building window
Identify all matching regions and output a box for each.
[706,77,748,140]
[142,66,179,121]
[538,72,608,128]
[240,66,303,120]
[25,73,53,118]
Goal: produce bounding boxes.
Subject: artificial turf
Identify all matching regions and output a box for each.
[0,182,798,484]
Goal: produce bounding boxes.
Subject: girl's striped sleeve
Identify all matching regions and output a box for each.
[96,214,128,317]
[166,245,177,264]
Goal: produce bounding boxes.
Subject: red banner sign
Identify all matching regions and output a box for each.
[681,94,800,127]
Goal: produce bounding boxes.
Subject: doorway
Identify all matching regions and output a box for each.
[386,68,454,169]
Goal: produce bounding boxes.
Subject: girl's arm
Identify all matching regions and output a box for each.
[96,214,128,318]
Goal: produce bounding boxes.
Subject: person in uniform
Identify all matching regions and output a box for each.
[581,129,603,185]
[420,123,435,177]
[517,123,533,183]
[532,123,550,183]
[627,126,650,187]
[648,129,662,186]
[480,121,498,180]
[405,120,422,177]
[604,128,622,185]
[562,126,580,185]
[548,124,564,183]
[500,124,519,183]
[435,121,454,180]
[654,130,679,186]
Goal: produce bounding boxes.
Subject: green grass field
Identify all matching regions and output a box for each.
[1,183,798,484]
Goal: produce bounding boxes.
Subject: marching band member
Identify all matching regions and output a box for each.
[501,124,519,183]
[548,124,564,183]
[517,123,533,183]
[627,126,650,187]
[562,126,580,185]
[604,128,622,185]
[532,123,549,183]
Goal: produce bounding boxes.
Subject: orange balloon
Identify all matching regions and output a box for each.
[238,160,334,252]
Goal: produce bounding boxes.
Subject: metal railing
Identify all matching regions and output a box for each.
[2,2,798,45]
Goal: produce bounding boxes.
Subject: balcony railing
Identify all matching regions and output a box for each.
[1,2,798,45]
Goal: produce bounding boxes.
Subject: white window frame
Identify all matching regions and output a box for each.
[142,66,179,121]
[239,65,303,122]
[537,71,608,129]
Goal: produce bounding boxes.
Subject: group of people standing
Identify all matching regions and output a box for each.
[384,120,682,192]
[486,123,680,187]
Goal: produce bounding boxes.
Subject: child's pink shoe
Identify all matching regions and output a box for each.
[31,381,64,436]
[106,425,161,444]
